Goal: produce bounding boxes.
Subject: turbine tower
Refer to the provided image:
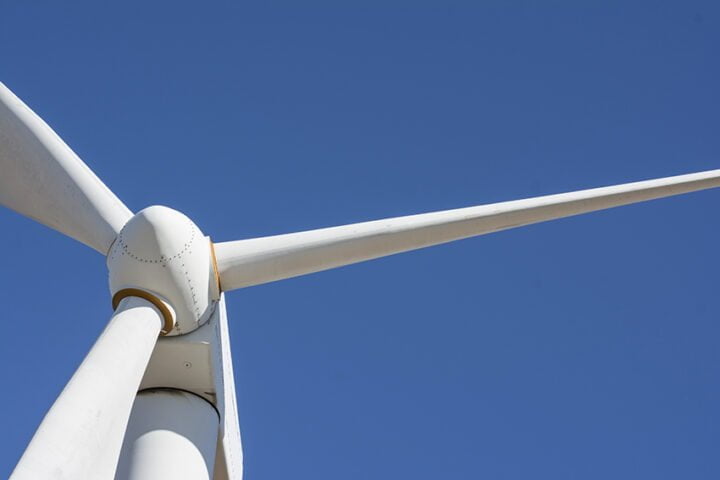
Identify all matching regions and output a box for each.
[2,82,719,480]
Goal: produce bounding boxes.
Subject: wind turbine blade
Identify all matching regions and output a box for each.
[10,297,164,480]
[0,83,132,254]
[215,169,720,290]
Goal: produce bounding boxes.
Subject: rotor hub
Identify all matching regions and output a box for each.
[107,206,220,335]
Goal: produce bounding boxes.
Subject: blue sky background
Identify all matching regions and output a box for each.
[1,1,719,478]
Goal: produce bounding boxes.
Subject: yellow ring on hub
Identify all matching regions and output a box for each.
[112,288,175,335]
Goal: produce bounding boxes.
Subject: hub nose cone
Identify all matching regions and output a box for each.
[116,206,196,264]
[107,206,219,335]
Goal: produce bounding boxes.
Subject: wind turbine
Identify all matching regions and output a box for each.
[2,80,719,480]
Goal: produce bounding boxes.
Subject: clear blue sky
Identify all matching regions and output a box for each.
[1,2,719,479]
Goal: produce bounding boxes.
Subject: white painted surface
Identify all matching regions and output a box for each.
[0,82,132,254]
[212,295,244,480]
[107,205,219,335]
[4,79,718,477]
[10,297,163,480]
[135,295,243,479]
[215,169,720,290]
[115,390,219,480]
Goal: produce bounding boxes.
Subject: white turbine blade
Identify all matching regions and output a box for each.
[0,83,132,254]
[215,169,720,290]
[10,297,164,480]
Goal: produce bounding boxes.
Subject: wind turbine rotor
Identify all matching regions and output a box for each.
[3,81,720,480]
